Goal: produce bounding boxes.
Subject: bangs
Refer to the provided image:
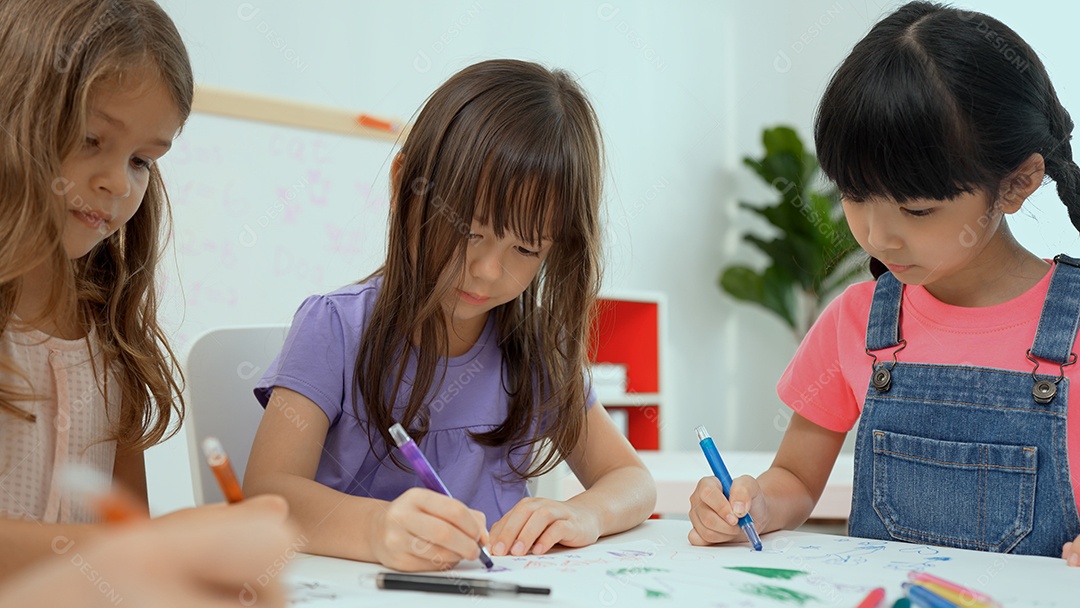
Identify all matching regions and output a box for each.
[397,58,601,291]
[419,83,593,250]
[475,147,578,247]
[815,36,995,203]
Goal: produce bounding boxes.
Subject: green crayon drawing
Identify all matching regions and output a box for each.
[726,567,809,580]
[740,583,818,605]
[607,567,672,599]
[607,566,670,577]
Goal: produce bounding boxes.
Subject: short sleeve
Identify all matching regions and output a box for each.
[254,295,350,426]
[584,367,597,409]
[776,290,863,433]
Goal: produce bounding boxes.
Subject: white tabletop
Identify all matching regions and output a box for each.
[283,519,1074,607]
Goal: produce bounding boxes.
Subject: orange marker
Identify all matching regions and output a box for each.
[95,492,146,522]
[356,113,400,132]
[59,464,147,523]
[202,436,245,504]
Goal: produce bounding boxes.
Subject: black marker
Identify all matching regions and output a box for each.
[375,572,551,597]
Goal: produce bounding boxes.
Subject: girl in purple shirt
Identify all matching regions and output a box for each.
[245,59,656,572]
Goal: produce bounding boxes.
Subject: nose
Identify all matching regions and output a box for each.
[90,158,132,199]
[864,206,902,252]
[468,245,503,283]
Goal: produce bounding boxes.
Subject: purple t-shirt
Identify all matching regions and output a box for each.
[254,278,595,525]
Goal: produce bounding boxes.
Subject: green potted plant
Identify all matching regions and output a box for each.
[719,126,866,338]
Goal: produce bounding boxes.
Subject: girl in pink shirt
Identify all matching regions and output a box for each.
[0,0,189,574]
[690,1,1080,564]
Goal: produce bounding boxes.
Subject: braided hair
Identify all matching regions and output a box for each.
[814,1,1080,277]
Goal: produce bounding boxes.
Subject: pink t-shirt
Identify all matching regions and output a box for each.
[777,262,1080,508]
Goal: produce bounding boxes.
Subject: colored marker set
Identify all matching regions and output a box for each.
[904,571,1001,608]
[855,572,1001,608]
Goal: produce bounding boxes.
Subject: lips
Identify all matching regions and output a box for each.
[457,289,491,305]
[71,209,110,230]
[883,263,912,274]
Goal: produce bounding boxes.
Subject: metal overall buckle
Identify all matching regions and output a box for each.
[866,340,907,393]
[1052,253,1080,268]
[1026,350,1077,404]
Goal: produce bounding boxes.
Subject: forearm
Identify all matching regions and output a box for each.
[244,473,385,562]
[0,538,120,608]
[755,465,820,533]
[754,412,846,534]
[0,554,94,607]
[566,464,656,536]
[0,519,105,581]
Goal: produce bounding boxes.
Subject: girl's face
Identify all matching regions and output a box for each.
[842,189,1008,290]
[58,68,184,259]
[448,218,551,328]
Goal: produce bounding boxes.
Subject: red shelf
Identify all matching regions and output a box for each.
[589,297,661,450]
[607,405,659,450]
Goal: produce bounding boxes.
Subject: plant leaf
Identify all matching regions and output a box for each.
[719,265,764,303]
[719,265,797,331]
[721,125,866,336]
[762,126,804,159]
[761,265,798,329]
[743,234,823,291]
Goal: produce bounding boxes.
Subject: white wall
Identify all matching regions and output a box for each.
[146,0,1080,514]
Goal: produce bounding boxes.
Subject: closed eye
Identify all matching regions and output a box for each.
[901,207,935,217]
[515,245,541,257]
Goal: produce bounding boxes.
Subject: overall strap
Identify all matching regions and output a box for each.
[865,272,903,352]
[1029,255,1080,364]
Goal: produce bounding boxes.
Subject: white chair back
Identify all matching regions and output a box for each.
[185,325,289,505]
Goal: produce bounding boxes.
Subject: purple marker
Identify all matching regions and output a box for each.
[389,423,495,568]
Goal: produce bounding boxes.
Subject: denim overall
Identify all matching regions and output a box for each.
[849,255,1080,555]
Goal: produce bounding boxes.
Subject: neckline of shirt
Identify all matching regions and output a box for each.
[901,259,1054,332]
[7,318,96,352]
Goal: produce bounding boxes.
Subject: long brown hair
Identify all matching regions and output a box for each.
[358,59,604,479]
[0,0,192,451]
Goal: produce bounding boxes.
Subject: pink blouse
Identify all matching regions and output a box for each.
[0,326,118,523]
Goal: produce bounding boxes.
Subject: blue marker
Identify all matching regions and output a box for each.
[695,425,763,551]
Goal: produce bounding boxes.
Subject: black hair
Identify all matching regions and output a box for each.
[814,1,1080,276]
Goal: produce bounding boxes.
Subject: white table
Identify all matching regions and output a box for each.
[556,450,855,521]
[283,519,1075,607]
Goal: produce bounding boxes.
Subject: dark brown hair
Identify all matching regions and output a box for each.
[815,2,1080,277]
[358,59,604,479]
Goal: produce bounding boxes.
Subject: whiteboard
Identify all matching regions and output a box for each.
[158,113,401,352]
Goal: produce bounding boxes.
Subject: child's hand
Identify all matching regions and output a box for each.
[368,488,489,571]
[0,495,297,607]
[688,474,766,546]
[1063,535,1080,566]
[488,497,601,556]
[144,495,298,606]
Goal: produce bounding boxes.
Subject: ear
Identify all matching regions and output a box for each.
[389,152,405,210]
[998,153,1045,214]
